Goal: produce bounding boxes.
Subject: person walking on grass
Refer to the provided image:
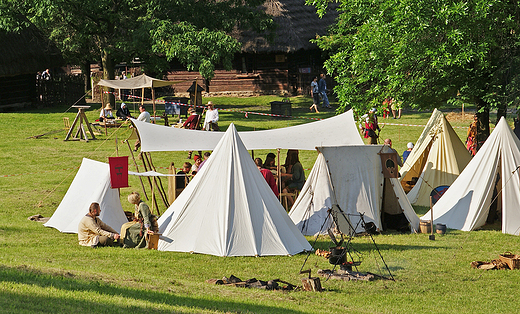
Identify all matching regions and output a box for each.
[318,73,331,109]
[310,76,320,113]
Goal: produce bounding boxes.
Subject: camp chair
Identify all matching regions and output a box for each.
[281,189,300,212]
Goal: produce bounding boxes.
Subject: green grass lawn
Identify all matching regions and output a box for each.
[1,96,520,314]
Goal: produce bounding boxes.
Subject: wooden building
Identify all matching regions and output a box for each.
[166,0,338,97]
[0,24,63,110]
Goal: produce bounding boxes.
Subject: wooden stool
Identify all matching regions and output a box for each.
[147,233,161,250]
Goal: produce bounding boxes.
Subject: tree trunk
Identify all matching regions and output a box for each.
[476,98,490,152]
[101,48,116,109]
[496,101,507,125]
[81,60,91,95]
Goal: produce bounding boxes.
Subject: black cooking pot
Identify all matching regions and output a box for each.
[329,247,346,265]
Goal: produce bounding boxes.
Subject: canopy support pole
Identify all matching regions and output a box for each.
[144,152,170,209]
[125,140,148,201]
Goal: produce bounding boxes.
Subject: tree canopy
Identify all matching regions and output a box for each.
[0,0,272,81]
[310,0,520,134]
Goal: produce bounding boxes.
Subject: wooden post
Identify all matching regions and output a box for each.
[168,162,176,204]
[152,88,156,124]
[429,196,435,241]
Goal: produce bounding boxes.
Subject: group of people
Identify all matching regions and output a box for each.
[78,192,158,249]
[309,73,331,112]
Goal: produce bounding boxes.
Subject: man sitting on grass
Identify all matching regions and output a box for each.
[78,202,120,248]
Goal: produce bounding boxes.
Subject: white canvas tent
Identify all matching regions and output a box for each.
[399,109,471,207]
[289,145,420,235]
[44,158,173,234]
[157,124,313,256]
[130,109,363,151]
[422,118,520,235]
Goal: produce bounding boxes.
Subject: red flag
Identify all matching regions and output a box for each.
[109,156,129,188]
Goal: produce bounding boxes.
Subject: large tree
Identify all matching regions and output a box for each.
[310,0,520,145]
[0,0,272,105]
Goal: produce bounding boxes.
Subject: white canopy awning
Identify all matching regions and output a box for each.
[131,109,363,151]
[96,74,180,90]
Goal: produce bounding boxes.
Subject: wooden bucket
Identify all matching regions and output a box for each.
[419,221,431,234]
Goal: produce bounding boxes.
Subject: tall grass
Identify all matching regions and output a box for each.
[1,96,519,314]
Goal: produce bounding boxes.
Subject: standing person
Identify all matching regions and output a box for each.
[318,73,331,109]
[121,192,158,249]
[403,142,414,163]
[176,162,192,188]
[384,138,403,167]
[364,108,380,144]
[134,105,150,151]
[78,202,120,248]
[310,76,320,113]
[466,114,478,156]
[203,101,219,131]
[255,158,279,197]
[390,98,402,119]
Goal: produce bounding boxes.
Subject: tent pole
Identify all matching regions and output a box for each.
[125,139,149,200]
[145,152,170,209]
[140,153,160,213]
[141,88,144,108]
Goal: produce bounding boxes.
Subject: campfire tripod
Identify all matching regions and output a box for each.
[299,204,395,281]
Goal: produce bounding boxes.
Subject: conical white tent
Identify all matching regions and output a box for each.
[290,145,420,235]
[44,158,174,234]
[399,109,471,207]
[422,118,520,235]
[157,124,312,256]
[44,158,129,233]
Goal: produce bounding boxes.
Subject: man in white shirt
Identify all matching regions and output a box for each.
[203,101,219,131]
[78,202,120,247]
[137,105,151,122]
[134,105,150,151]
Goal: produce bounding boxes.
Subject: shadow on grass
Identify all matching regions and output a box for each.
[0,265,304,314]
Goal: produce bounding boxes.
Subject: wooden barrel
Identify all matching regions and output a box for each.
[419,221,431,234]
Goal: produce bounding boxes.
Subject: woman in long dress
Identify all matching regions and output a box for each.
[120,192,158,248]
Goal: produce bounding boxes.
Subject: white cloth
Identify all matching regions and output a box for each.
[137,111,151,123]
[203,108,219,130]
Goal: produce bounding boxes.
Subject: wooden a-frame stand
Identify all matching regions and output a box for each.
[65,105,96,141]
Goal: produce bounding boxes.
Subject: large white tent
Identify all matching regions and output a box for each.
[130,109,363,151]
[44,158,172,234]
[289,145,420,235]
[422,118,520,235]
[399,109,471,207]
[157,124,313,256]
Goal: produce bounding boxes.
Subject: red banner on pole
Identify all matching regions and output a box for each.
[109,156,129,188]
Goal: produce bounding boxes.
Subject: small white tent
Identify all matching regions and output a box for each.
[399,109,471,207]
[157,124,312,256]
[289,145,420,235]
[44,158,129,233]
[44,158,173,234]
[422,118,520,235]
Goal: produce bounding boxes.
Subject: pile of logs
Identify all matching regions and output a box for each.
[206,275,296,290]
[317,269,376,281]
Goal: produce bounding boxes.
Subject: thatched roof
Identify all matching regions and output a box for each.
[236,0,338,53]
[0,24,63,77]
